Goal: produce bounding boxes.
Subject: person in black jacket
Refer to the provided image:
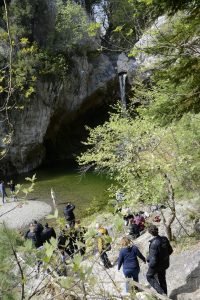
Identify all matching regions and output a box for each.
[41,223,56,244]
[33,220,44,247]
[146,225,173,295]
[129,220,140,239]
[64,203,75,227]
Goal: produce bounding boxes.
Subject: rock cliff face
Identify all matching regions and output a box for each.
[0,0,122,175]
[1,51,119,175]
[0,0,149,175]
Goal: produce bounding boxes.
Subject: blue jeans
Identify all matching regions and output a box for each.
[1,192,6,204]
[123,268,139,292]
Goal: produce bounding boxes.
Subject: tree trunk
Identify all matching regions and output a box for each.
[165,224,173,241]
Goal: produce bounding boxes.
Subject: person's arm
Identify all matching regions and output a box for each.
[68,205,75,212]
[136,247,146,263]
[118,250,124,270]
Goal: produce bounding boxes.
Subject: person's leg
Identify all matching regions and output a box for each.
[69,219,75,228]
[158,269,167,295]
[131,268,140,291]
[100,251,112,268]
[2,193,5,204]
[146,267,165,294]
[124,270,132,293]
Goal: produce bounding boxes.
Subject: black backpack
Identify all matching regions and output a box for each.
[157,236,173,269]
[160,236,173,255]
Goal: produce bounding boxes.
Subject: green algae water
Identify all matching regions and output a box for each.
[19,164,111,219]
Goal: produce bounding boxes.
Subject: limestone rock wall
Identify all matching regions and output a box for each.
[1,51,118,175]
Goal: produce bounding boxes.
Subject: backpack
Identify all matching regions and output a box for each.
[158,236,173,269]
[160,236,173,256]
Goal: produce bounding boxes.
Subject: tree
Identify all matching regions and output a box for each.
[78,105,200,240]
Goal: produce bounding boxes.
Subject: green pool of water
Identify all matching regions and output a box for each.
[18,164,111,219]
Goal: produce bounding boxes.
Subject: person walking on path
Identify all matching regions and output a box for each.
[7,180,17,201]
[118,237,146,293]
[146,225,173,295]
[41,223,56,244]
[64,203,76,227]
[96,223,112,269]
[0,180,7,205]
[33,220,44,248]
[24,223,37,248]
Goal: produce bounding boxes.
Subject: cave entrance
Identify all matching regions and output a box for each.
[43,92,117,167]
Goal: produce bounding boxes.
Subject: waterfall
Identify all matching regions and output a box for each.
[119,73,127,110]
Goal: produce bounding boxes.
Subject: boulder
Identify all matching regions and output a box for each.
[177,289,200,300]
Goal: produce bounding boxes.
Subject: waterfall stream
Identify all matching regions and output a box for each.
[119,73,127,110]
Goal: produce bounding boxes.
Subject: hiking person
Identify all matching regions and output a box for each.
[41,223,56,244]
[96,223,112,269]
[0,180,7,204]
[58,229,67,252]
[33,220,44,247]
[66,227,78,258]
[146,225,173,295]
[7,180,17,201]
[134,213,145,232]
[122,207,134,226]
[24,223,37,247]
[118,237,146,293]
[129,219,140,239]
[64,203,75,227]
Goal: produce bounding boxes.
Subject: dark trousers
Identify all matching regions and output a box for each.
[100,251,112,268]
[68,219,75,228]
[146,267,167,295]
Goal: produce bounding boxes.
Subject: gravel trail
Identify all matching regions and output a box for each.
[0,200,52,229]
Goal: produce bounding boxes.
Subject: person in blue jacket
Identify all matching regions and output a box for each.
[118,237,146,292]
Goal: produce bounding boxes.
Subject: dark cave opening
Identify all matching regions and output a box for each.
[43,93,117,167]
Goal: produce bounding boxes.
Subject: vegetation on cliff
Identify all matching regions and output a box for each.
[78,0,200,237]
[0,0,200,299]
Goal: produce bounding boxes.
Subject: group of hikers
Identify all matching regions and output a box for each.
[97,221,172,295]
[117,225,173,295]
[25,220,56,248]
[24,201,173,296]
[0,179,17,204]
[24,207,86,259]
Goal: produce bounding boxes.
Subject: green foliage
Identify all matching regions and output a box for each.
[0,227,24,299]
[102,0,151,47]
[85,195,109,216]
[7,0,39,39]
[78,107,200,206]
[77,0,200,208]
[0,36,39,102]
[133,5,200,125]
[55,0,96,50]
